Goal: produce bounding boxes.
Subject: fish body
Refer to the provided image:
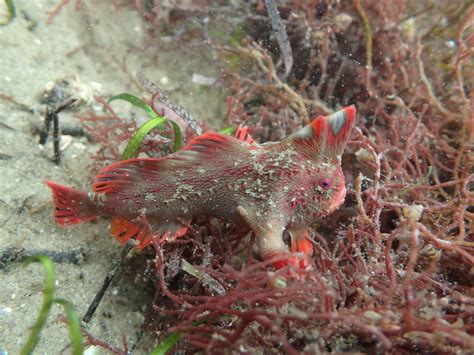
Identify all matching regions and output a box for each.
[46,106,356,267]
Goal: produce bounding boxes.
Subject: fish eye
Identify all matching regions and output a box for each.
[320,179,331,190]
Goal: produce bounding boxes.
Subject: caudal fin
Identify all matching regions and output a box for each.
[45,180,98,226]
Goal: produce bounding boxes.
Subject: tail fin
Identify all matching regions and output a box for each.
[45,180,98,226]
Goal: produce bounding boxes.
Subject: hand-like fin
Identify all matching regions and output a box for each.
[289,106,356,160]
[155,219,191,243]
[288,228,314,257]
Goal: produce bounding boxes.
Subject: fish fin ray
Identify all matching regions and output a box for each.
[288,228,314,257]
[93,159,162,194]
[110,217,190,249]
[45,180,98,226]
[93,132,246,195]
[180,132,246,155]
[110,217,156,249]
[159,219,191,242]
[235,126,256,144]
[289,106,356,159]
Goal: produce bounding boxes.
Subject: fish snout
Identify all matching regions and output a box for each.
[328,185,346,212]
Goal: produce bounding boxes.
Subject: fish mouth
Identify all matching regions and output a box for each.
[328,185,346,212]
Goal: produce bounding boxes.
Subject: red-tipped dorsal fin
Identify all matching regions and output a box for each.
[93,132,246,195]
[288,106,356,160]
[235,126,256,144]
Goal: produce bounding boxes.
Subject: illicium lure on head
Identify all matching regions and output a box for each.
[46,106,356,268]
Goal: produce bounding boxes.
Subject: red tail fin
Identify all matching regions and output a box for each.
[45,180,98,226]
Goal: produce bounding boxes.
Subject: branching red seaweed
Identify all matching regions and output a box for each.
[52,0,473,352]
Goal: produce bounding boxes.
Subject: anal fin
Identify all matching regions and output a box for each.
[45,180,98,226]
[110,217,190,249]
[111,217,152,249]
[155,219,191,243]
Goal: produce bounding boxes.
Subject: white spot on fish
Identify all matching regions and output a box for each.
[328,110,347,135]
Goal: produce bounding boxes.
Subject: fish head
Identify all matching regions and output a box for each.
[308,161,347,218]
[287,106,356,219]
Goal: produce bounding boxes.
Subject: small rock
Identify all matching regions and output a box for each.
[363,310,382,324]
[403,204,424,221]
[355,148,373,162]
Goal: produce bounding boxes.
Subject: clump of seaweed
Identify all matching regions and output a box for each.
[49,0,473,353]
[78,96,180,170]
[147,1,472,353]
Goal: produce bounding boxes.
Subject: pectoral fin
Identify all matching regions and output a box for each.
[237,206,306,269]
[288,228,314,257]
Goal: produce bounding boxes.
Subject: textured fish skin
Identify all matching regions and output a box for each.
[46,106,356,267]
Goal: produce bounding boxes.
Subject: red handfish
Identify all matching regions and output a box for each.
[46,106,356,268]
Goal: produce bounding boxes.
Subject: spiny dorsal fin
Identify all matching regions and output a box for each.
[235,126,256,144]
[180,132,240,154]
[288,106,356,160]
[93,132,246,194]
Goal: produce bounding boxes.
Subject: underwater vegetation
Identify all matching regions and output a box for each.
[28,0,474,353]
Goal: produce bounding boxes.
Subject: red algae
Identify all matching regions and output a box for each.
[51,0,473,352]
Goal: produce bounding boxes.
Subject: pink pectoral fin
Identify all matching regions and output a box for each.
[288,228,314,257]
[272,254,309,269]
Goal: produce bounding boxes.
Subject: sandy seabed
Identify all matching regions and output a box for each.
[0,1,223,352]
